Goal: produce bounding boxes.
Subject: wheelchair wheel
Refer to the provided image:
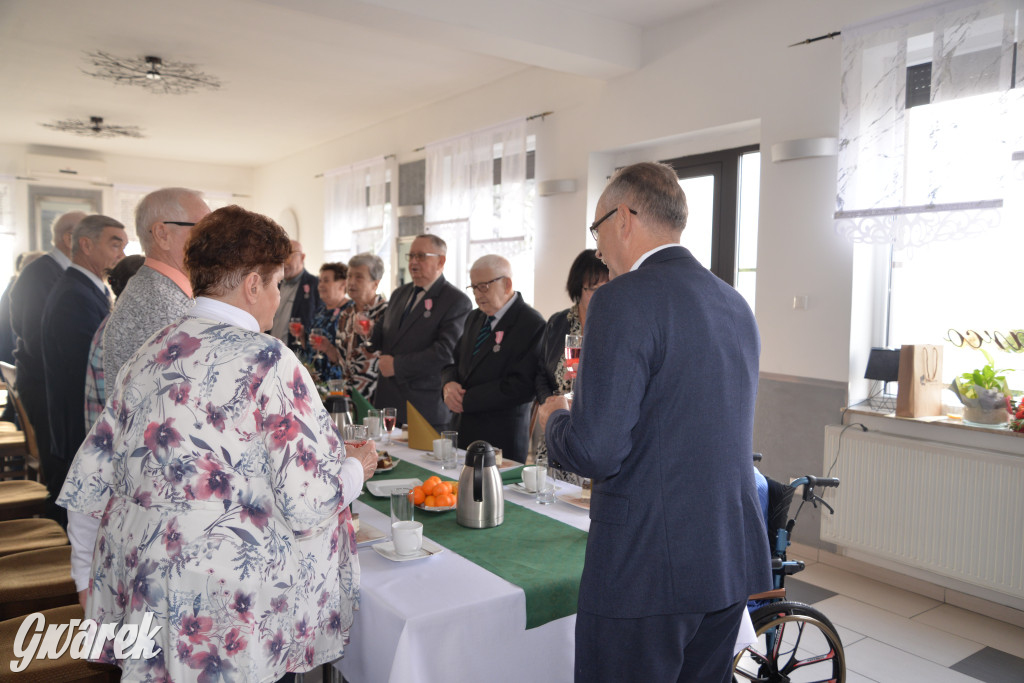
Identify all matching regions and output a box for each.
[733,601,845,683]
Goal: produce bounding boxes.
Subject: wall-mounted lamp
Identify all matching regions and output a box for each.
[537,179,577,196]
[771,137,838,163]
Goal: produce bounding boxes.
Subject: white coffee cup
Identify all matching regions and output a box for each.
[392,521,423,556]
[521,465,539,492]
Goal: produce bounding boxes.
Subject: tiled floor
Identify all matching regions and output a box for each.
[781,559,1024,682]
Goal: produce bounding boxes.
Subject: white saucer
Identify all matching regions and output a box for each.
[366,478,422,497]
[372,537,445,561]
[508,482,538,495]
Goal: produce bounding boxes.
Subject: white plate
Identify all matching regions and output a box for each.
[355,522,385,546]
[372,537,445,561]
[366,478,422,497]
[557,492,590,510]
[416,503,456,512]
[375,457,399,473]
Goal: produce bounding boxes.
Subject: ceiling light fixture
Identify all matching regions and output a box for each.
[41,116,144,139]
[83,51,221,95]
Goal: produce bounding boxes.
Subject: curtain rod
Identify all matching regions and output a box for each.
[314,153,395,179]
[411,110,553,153]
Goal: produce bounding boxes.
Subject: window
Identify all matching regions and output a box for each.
[324,158,396,286]
[661,146,761,311]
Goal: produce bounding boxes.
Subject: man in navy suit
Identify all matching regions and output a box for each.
[269,239,320,343]
[41,214,127,526]
[9,210,85,477]
[539,162,771,682]
[442,255,545,462]
[371,234,471,430]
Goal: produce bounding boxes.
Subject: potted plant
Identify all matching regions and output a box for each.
[950,350,1012,427]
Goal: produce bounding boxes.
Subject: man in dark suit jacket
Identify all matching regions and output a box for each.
[539,163,771,682]
[442,255,544,462]
[41,214,127,526]
[270,240,320,343]
[371,234,471,430]
[9,210,85,479]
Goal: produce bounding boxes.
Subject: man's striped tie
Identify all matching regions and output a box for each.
[472,315,495,355]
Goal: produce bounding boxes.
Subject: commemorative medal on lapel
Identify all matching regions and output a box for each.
[493,330,504,353]
[423,299,433,318]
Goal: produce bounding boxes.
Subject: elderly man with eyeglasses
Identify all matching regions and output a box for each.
[369,234,471,431]
[441,254,544,463]
[101,187,210,382]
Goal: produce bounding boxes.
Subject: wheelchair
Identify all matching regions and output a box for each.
[733,455,846,682]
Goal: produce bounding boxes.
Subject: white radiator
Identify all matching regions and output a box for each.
[822,426,1024,599]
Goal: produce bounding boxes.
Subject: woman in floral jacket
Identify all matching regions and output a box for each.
[59,206,378,683]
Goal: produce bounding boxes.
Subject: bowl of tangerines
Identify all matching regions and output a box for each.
[413,476,459,511]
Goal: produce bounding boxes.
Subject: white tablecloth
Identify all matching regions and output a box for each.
[335,438,754,682]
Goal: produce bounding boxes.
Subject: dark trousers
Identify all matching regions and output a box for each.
[18,373,63,523]
[575,601,746,683]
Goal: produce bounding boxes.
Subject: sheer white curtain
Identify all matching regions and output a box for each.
[425,119,533,299]
[323,156,396,282]
[835,0,1024,248]
[0,176,16,287]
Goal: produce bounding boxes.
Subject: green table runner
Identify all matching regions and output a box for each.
[362,459,587,629]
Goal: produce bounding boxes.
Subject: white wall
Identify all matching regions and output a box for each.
[0,142,254,253]
[254,0,923,384]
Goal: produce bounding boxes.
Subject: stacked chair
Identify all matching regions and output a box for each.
[0,363,121,680]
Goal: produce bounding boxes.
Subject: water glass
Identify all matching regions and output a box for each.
[535,454,555,505]
[343,424,368,447]
[440,430,459,470]
[364,408,382,439]
[390,487,415,532]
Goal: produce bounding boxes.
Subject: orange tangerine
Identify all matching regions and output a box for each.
[424,494,437,508]
[412,486,425,505]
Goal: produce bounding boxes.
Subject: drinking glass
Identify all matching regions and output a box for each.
[288,317,304,342]
[390,487,415,537]
[310,327,327,362]
[440,430,459,470]
[381,407,397,445]
[343,424,368,448]
[355,311,373,347]
[564,334,582,400]
[535,453,555,504]
[365,408,382,440]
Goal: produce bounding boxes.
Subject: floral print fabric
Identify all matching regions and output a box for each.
[335,295,388,403]
[58,316,358,683]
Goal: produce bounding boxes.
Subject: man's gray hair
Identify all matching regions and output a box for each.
[72,214,124,257]
[415,233,447,255]
[349,252,385,281]
[135,187,205,253]
[471,254,512,278]
[51,211,87,248]
[602,162,688,233]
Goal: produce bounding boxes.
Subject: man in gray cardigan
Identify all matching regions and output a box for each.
[101,188,210,381]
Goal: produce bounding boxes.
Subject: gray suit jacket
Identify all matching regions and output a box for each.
[545,245,771,618]
[371,275,471,429]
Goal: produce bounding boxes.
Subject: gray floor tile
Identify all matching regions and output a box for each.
[785,577,838,605]
[950,647,1024,683]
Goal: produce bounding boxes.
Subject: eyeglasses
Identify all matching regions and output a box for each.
[163,221,196,227]
[589,208,637,241]
[406,252,440,262]
[466,276,507,293]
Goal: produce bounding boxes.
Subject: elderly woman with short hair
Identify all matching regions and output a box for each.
[59,205,377,683]
[336,252,388,402]
[304,261,352,382]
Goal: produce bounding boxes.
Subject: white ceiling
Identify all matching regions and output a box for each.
[0,0,718,167]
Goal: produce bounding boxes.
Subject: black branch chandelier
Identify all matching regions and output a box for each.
[41,116,145,139]
[83,51,222,95]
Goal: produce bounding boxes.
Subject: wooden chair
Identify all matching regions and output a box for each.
[0,362,42,481]
[0,604,122,682]
[0,518,67,558]
[0,545,78,620]
[0,362,49,520]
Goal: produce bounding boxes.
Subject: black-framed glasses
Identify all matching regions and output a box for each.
[589,207,637,241]
[466,276,507,293]
[406,252,440,262]
[163,221,196,227]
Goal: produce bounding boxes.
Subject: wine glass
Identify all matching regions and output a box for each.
[288,317,304,349]
[310,327,327,362]
[343,424,368,448]
[355,311,373,347]
[381,407,397,445]
[564,334,582,400]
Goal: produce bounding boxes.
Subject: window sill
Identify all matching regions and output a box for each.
[843,406,1024,458]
